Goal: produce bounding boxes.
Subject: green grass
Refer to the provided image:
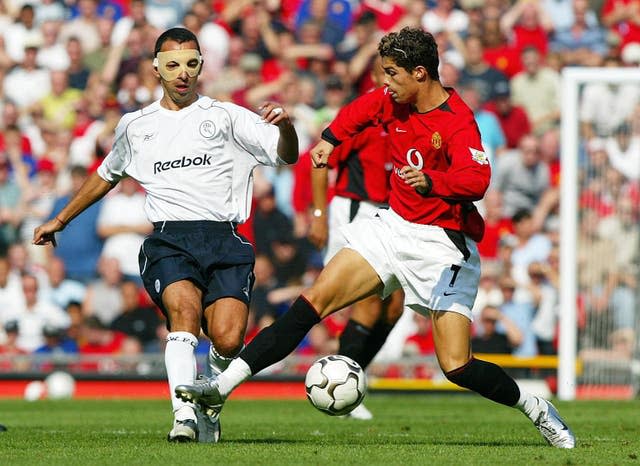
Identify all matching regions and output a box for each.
[0,395,638,465]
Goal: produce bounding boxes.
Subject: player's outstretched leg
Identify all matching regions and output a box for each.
[176,296,322,410]
[445,357,575,448]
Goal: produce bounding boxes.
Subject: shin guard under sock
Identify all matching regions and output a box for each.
[445,357,520,407]
[240,296,321,374]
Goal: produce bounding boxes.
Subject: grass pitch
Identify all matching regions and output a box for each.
[0,395,638,465]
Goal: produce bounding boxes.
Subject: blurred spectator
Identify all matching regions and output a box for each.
[252,186,293,256]
[110,280,161,351]
[97,176,151,282]
[66,36,91,90]
[497,276,537,357]
[59,0,102,54]
[471,262,504,319]
[500,0,553,57]
[38,70,83,131]
[459,34,509,103]
[247,254,280,339]
[83,255,124,326]
[477,190,514,262]
[579,55,640,139]
[402,313,435,356]
[49,165,104,283]
[40,256,86,311]
[601,0,640,49]
[144,0,185,30]
[492,134,550,218]
[270,234,310,287]
[603,122,640,180]
[482,17,522,78]
[550,0,608,66]
[84,17,116,73]
[528,261,558,355]
[0,155,24,251]
[511,46,561,135]
[541,0,598,32]
[4,4,39,63]
[35,0,68,26]
[422,0,469,36]
[510,208,552,287]
[37,20,71,71]
[483,80,532,150]
[18,158,58,261]
[181,8,230,83]
[294,0,352,48]
[78,315,142,371]
[472,305,523,354]
[459,84,506,166]
[34,323,79,355]
[0,321,29,371]
[3,274,70,352]
[3,38,51,110]
[0,255,24,322]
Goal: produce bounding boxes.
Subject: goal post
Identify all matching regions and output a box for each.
[558,67,640,401]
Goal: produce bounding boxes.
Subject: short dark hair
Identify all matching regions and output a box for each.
[512,209,532,224]
[378,27,439,80]
[154,27,201,57]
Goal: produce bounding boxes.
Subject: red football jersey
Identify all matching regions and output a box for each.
[328,125,392,204]
[324,87,491,241]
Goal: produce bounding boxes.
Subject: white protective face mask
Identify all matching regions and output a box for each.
[153,49,203,81]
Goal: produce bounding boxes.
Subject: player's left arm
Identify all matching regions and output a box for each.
[402,124,491,201]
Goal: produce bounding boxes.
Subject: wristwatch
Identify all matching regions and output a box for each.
[312,208,324,218]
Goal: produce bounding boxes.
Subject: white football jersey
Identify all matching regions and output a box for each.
[97,96,287,223]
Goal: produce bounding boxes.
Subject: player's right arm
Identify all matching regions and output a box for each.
[33,111,134,246]
[33,173,116,245]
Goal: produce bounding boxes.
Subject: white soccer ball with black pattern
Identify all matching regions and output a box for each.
[304,355,367,416]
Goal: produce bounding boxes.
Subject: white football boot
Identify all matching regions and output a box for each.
[346,403,373,420]
[530,397,576,448]
[167,407,198,443]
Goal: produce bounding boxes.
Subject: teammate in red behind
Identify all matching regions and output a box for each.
[177,27,575,449]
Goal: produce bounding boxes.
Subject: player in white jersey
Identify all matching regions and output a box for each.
[33,27,299,443]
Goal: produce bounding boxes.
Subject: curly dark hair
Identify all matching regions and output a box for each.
[378,27,440,81]
[154,27,201,56]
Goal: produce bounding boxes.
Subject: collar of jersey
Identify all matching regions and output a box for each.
[156,95,204,117]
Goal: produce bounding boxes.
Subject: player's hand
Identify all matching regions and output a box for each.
[308,214,329,250]
[259,102,291,126]
[33,218,65,247]
[310,140,334,168]
[399,166,432,194]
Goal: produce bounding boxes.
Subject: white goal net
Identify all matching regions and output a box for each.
[559,67,640,400]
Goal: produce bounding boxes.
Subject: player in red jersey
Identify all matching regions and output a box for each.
[308,57,404,420]
[176,27,575,449]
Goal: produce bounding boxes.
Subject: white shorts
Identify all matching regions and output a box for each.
[342,208,480,320]
[324,195,386,263]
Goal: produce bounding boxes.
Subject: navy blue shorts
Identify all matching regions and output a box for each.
[139,221,255,320]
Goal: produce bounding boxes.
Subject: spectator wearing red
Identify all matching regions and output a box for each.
[483,81,532,150]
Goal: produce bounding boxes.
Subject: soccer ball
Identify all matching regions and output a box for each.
[304,355,367,416]
[45,371,76,400]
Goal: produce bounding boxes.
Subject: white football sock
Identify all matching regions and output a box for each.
[515,389,541,421]
[165,331,198,415]
[208,343,243,377]
[216,358,252,397]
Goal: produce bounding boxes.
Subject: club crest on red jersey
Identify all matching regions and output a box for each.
[431,132,442,149]
[469,147,489,165]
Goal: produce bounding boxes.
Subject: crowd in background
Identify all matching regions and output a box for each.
[0,0,638,376]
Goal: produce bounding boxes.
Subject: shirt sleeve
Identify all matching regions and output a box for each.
[225,102,284,167]
[97,114,134,183]
[425,117,491,201]
[325,87,389,144]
